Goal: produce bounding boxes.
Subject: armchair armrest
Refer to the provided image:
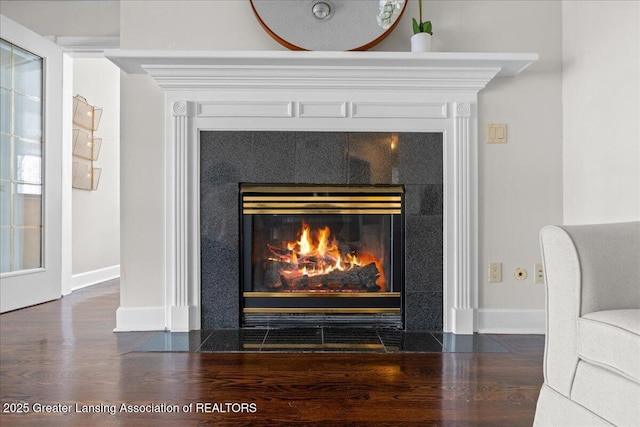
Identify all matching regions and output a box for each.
[540,222,640,397]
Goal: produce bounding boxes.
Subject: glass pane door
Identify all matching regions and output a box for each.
[0,39,43,273]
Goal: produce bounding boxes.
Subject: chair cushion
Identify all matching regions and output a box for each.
[577,309,640,383]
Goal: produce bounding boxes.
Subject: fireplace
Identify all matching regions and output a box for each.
[106,50,537,333]
[241,185,404,327]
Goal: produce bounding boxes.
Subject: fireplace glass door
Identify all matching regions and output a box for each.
[241,185,404,327]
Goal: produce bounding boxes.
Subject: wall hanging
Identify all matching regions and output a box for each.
[72,95,102,191]
[250,0,406,51]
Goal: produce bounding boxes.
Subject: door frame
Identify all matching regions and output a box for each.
[55,36,120,295]
[0,14,63,311]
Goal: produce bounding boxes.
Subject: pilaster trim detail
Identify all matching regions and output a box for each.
[173,101,188,117]
[455,102,471,118]
[452,101,476,332]
[171,101,190,321]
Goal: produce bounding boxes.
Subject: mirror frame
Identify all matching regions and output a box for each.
[250,0,407,51]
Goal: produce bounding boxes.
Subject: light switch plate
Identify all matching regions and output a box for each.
[486,123,507,143]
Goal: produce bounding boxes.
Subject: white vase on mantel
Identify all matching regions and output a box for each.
[411,32,432,52]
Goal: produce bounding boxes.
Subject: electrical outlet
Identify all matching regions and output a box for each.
[514,267,527,281]
[488,262,502,283]
[534,263,544,284]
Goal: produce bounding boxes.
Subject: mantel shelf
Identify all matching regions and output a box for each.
[105,50,538,92]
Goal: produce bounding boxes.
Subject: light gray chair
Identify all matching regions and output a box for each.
[534,222,640,426]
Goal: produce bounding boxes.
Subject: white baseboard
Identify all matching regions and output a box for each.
[477,308,546,334]
[114,306,165,331]
[71,265,120,292]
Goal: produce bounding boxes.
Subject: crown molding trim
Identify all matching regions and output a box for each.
[47,36,120,58]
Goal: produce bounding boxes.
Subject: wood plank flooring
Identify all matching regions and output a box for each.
[0,280,544,426]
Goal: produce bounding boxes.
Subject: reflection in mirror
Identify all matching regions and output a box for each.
[250,0,406,51]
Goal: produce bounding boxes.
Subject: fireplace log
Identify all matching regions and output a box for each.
[274,262,380,291]
[264,261,291,289]
[337,241,353,257]
[356,262,382,291]
[267,244,292,259]
[266,244,342,268]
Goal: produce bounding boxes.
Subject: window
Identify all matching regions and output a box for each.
[0,38,43,273]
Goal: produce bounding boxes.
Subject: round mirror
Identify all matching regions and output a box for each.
[250,0,407,51]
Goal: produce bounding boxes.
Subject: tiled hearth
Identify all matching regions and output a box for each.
[136,328,510,353]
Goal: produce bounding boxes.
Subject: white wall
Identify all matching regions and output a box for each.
[562,1,640,225]
[71,59,121,288]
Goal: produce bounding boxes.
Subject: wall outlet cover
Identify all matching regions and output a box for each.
[488,262,502,283]
[534,263,544,284]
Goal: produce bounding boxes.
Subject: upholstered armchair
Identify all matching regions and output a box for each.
[534,222,640,426]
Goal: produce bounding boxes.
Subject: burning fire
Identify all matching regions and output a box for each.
[266,221,386,291]
[285,223,359,274]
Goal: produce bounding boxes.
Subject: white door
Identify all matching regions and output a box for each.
[1,15,63,312]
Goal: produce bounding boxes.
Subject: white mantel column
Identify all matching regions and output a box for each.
[168,100,191,331]
[451,101,478,334]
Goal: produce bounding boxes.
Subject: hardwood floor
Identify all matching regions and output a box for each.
[0,281,544,426]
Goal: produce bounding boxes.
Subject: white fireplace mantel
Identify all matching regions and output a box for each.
[107,50,537,334]
[108,50,536,90]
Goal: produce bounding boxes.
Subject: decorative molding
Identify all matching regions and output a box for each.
[114,306,165,332]
[353,102,447,119]
[172,101,188,116]
[169,100,190,331]
[455,102,472,118]
[198,101,293,118]
[71,265,121,292]
[477,309,546,334]
[451,101,477,334]
[299,102,347,118]
[107,51,537,333]
[47,36,120,58]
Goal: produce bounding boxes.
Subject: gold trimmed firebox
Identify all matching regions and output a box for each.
[240,184,404,327]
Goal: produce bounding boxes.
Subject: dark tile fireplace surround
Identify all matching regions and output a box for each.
[200,131,443,331]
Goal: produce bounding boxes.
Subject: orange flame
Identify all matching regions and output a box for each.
[269,221,386,291]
